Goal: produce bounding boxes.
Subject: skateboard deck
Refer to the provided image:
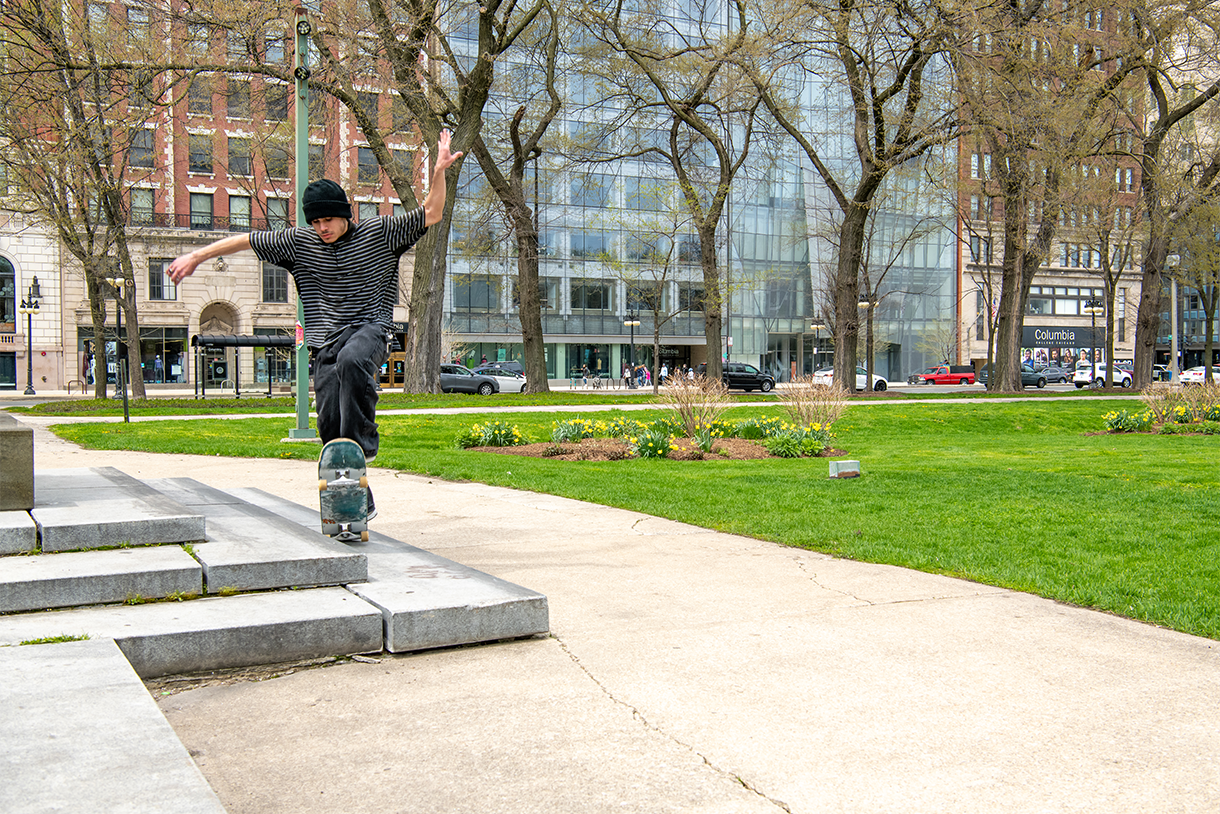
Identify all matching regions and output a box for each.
[318,438,369,542]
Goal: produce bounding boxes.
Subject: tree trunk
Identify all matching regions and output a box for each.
[1133,232,1170,389]
[833,203,869,392]
[404,226,447,393]
[511,207,550,393]
[699,224,723,381]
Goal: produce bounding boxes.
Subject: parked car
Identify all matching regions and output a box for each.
[473,366,528,393]
[1034,364,1071,384]
[440,364,500,395]
[705,362,775,392]
[1072,362,1132,388]
[913,365,975,385]
[1153,364,1172,382]
[978,363,1047,388]
[475,360,525,376]
[1180,366,1220,385]
[812,367,889,391]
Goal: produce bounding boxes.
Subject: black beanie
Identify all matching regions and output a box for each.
[302,179,352,222]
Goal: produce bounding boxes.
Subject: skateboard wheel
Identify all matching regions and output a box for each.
[360,531,369,542]
[359,476,369,489]
[319,479,328,492]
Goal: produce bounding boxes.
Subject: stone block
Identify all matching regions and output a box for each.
[32,467,206,552]
[0,639,226,813]
[0,414,34,511]
[829,460,861,478]
[0,546,202,613]
[148,478,367,591]
[227,487,550,653]
[0,511,37,556]
[0,587,384,678]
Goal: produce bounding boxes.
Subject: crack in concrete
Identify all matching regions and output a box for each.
[552,634,792,813]
[792,556,875,605]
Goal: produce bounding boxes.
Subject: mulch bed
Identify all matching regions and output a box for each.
[471,437,845,462]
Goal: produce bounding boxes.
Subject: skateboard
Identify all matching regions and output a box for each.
[318,438,369,542]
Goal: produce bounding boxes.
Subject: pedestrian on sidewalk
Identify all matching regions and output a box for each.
[167,131,464,519]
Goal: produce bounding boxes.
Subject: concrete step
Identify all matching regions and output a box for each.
[31,468,206,552]
[0,587,383,678]
[148,478,367,591]
[227,488,550,653]
[0,545,202,613]
[0,638,225,813]
[0,510,37,555]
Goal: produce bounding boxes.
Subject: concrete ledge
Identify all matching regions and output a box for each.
[149,478,367,591]
[0,639,225,813]
[228,488,550,653]
[0,511,37,556]
[0,414,33,512]
[0,587,383,678]
[0,546,201,613]
[32,468,206,552]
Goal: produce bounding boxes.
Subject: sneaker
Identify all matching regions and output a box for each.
[366,485,377,521]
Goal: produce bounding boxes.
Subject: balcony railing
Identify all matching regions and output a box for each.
[129,212,289,232]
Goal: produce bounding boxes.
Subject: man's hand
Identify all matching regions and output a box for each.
[424,129,465,226]
[436,129,463,173]
[167,253,200,285]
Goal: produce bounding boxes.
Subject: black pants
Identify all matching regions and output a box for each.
[312,324,388,459]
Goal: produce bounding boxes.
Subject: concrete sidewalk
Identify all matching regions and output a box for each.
[24,420,1220,813]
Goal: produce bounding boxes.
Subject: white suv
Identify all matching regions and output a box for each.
[1073,363,1132,388]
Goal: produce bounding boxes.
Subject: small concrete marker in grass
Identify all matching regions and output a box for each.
[829,460,861,478]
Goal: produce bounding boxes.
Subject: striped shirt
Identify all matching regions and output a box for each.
[249,208,427,349]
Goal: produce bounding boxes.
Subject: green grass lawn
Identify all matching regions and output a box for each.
[46,400,1220,639]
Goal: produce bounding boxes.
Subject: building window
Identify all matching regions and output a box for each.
[186,23,209,55]
[1,258,15,331]
[130,188,155,224]
[190,193,214,229]
[969,235,991,263]
[187,76,212,115]
[357,91,380,123]
[626,280,664,313]
[129,69,157,109]
[228,136,251,176]
[571,230,611,259]
[188,133,213,174]
[358,202,379,221]
[147,259,177,301]
[130,129,154,168]
[227,79,250,119]
[392,204,405,217]
[262,263,288,303]
[571,279,611,311]
[678,235,700,262]
[230,195,251,231]
[264,83,289,122]
[453,274,500,312]
[309,143,325,178]
[512,277,558,311]
[678,283,704,312]
[625,176,665,210]
[357,147,380,185]
[265,144,291,179]
[267,197,290,230]
[264,33,285,64]
[571,173,612,207]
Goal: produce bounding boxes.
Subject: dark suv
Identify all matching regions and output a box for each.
[698,362,775,392]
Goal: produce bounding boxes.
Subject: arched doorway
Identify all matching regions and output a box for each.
[198,302,241,387]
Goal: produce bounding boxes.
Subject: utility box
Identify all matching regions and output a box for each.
[829,460,861,479]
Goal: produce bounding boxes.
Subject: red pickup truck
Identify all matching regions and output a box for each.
[914,365,976,385]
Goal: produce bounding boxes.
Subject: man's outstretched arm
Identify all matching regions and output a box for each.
[167,233,253,285]
[423,129,464,227]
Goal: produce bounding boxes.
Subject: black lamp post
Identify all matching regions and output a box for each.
[1084,298,1104,387]
[624,313,640,388]
[18,276,41,395]
[105,275,131,422]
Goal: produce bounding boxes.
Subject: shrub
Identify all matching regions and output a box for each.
[604,415,647,439]
[552,418,599,443]
[630,427,671,459]
[658,375,733,436]
[761,422,834,457]
[733,416,783,439]
[456,420,529,448]
[1101,409,1155,433]
[779,376,848,430]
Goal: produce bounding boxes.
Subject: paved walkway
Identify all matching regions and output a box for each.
[22,417,1220,813]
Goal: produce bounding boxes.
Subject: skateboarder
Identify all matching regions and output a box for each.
[168,130,464,520]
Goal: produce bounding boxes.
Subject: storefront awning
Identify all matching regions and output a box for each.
[191,334,295,348]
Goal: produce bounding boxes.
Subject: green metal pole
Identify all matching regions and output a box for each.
[288,8,316,440]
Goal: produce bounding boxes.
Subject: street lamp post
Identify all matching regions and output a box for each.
[1084,298,1104,388]
[18,276,41,395]
[624,314,640,388]
[104,274,131,423]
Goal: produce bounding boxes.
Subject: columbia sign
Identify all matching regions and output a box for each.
[1022,326,1102,348]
